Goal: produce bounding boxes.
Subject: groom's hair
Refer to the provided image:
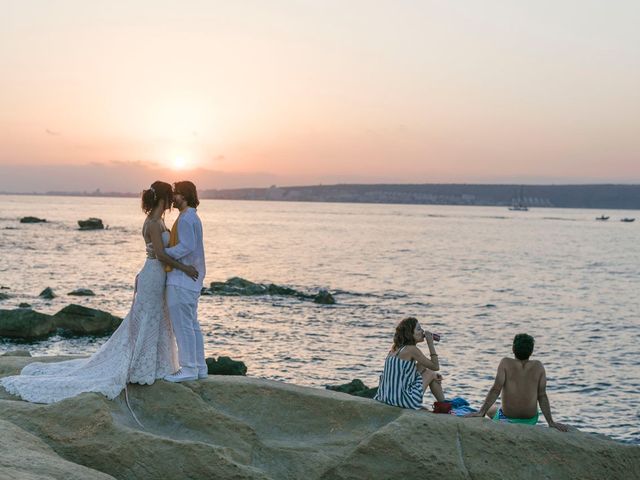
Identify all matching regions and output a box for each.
[174,181,199,208]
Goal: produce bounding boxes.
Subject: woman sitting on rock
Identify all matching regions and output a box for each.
[374,316,445,409]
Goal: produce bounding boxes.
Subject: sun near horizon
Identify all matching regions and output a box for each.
[171,156,189,171]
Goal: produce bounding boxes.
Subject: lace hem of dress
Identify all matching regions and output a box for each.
[0,255,177,404]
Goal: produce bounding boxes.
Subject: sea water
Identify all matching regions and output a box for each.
[0,195,638,443]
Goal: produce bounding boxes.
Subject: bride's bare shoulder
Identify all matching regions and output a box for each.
[142,217,162,239]
[145,218,164,231]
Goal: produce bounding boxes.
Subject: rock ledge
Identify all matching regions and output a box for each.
[0,355,638,480]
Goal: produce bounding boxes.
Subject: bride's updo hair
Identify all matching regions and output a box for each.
[141,181,173,214]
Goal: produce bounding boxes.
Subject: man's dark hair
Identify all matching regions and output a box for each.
[174,181,199,208]
[513,333,535,360]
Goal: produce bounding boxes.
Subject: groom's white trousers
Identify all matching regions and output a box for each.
[166,285,206,374]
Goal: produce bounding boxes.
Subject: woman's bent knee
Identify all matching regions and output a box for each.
[421,369,437,384]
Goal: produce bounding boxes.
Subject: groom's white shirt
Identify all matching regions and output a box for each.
[165,207,205,292]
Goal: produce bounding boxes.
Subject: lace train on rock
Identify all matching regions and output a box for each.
[0,251,178,404]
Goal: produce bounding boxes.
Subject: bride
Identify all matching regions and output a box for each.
[0,181,198,404]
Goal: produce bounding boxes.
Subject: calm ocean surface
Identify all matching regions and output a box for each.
[0,195,638,443]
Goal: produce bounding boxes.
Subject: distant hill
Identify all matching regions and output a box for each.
[200,184,640,210]
[3,184,639,209]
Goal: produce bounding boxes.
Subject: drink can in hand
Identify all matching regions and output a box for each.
[432,333,441,342]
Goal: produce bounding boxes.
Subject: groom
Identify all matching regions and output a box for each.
[162,181,207,382]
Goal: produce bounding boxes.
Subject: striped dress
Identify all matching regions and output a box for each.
[374,346,425,409]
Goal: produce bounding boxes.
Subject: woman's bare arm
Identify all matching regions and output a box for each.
[408,345,440,371]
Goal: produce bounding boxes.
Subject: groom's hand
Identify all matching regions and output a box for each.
[184,265,199,280]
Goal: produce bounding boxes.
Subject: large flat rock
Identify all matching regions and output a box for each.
[0,355,638,480]
[0,305,122,340]
[53,304,122,336]
[0,309,56,339]
[0,418,115,480]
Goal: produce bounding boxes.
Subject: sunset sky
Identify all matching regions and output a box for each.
[1,1,639,192]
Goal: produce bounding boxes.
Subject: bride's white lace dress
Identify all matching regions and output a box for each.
[0,231,178,403]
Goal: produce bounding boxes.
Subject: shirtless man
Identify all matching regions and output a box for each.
[467,333,568,431]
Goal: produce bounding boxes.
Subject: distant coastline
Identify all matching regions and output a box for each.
[1,183,639,210]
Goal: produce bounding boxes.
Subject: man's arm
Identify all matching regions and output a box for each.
[537,365,569,432]
[165,216,196,260]
[147,221,199,279]
[471,358,507,417]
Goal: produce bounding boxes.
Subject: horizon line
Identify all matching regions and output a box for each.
[2,181,640,197]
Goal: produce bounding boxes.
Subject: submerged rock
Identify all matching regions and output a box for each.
[265,283,302,297]
[208,277,336,304]
[53,304,121,336]
[0,309,56,339]
[0,355,638,480]
[68,288,96,296]
[19,216,46,223]
[0,292,10,301]
[78,218,104,230]
[205,356,247,376]
[326,379,378,398]
[39,287,56,299]
[18,303,31,308]
[313,289,336,305]
[209,277,269,296]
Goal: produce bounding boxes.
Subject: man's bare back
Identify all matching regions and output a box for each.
[468,333,568,431]
[499,357,543,418]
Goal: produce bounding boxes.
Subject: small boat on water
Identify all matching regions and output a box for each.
[508,186,529,211]
[620,218,636,223]
[596,215,609,221]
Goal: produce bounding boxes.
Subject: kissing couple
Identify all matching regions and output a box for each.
[1,180,207,404]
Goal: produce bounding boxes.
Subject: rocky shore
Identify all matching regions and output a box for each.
[204,277,336,304]
[0,305,122,340]
[1,354,638,480]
